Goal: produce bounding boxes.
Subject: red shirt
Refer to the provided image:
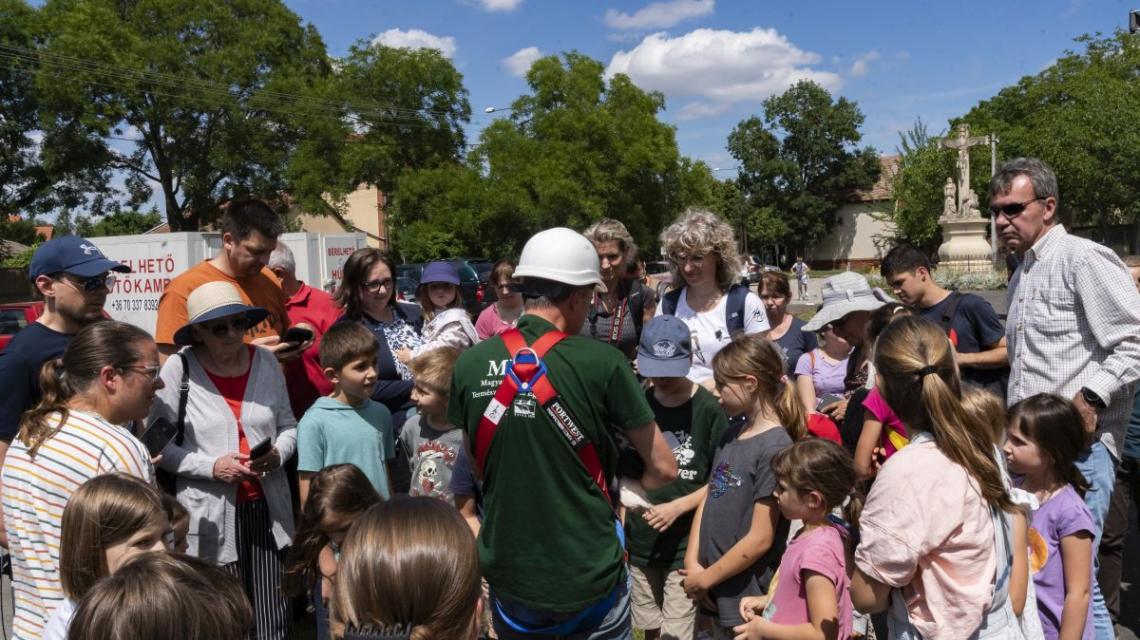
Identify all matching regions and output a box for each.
[283,282,342,419]
[205,347,263,502]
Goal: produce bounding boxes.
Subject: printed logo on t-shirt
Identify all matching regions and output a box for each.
[512,395,537,418]
[415,441,458,498]
[671,432,698,480]
[1028,527,1048,573]
[708,461,742,498]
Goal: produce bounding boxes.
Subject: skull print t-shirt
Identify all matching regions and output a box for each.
[400,414,465,506]
[626,386,728,570]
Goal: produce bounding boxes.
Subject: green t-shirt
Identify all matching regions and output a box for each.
[448,315,655,612]
[626,386,728,570]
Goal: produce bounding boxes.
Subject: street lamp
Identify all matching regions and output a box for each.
[484,106,513,114]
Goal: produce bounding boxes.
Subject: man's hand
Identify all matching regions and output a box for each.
[213,452,256,484]
[643,499,685,532]
[1071,391,1099,445]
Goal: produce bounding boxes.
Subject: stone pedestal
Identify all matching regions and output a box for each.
[938,216,993,273]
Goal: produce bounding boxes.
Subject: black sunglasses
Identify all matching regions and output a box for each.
[202,316,252,337]
[989,197,1044,220]
[62,273,117,293]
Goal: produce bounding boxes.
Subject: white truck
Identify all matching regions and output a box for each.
[88,231,367,335]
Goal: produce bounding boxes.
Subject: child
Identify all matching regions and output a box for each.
[850,316,1019,639]
[44,473,169,640]
[1006,394,1095,640]
[685,334,803,637]
[162,493,190,554]
[284,464,382,640]
[735,438,858,640]
[298,323,396,505]
[399,261,478,362]
[853,303,911,478]
[627,316,728,640]
[330,497,482,640]
[403,347,464,503]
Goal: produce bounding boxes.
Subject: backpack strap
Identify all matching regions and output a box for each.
[174,351,190,447]
[474,329,610,504]
[627,281,647,336]
[661,287,682,316]
[725,283,750,335]
[939,291,963,347]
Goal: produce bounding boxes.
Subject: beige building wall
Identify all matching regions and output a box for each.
[289,184,388,249]
[807,202,895,269]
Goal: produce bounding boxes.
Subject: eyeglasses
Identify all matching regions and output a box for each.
[62,273,117,293]
[989,197,1045,220]
[119,364,161,381]
[361,278,394,293]
[202,316,252,337]
[670,252,707,267]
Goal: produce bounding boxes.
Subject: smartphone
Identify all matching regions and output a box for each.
[281,327,313,346]
[248,437,273,460]
[816,393,844,411]
[141,417,179,457]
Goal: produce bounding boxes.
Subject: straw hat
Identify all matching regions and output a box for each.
[802,272,894,332]
[172,281,269,346]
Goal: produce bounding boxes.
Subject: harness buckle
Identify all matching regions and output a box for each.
[506,347,547,393]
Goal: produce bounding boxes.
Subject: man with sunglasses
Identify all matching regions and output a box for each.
[998,157,1140,640]
[0,235,130,545]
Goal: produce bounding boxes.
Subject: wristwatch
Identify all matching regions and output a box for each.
[1080,387,1107,410]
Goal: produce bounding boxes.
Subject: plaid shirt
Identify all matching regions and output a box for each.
[1006,225,1140,455]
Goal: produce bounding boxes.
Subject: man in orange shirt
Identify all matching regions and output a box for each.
[155,198,312,361]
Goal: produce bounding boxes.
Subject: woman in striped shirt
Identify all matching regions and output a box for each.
[1,321,159,640]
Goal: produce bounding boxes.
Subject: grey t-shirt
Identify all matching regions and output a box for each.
[399,414,465,505]
[698,426,792,627]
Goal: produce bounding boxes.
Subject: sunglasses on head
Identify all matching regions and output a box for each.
[988,197,1045,219]
[63,273,117,293]
[202,316,252,337]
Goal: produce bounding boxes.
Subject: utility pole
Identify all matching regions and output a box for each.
[989,134,999,257]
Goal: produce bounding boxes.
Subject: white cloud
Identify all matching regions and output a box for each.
[372,28,457,58]
[503,46,542,78]
[467,0,523,11]
[606,28,841,119]
[677,101,732,121]
[850,50,881,77]
[604,0,714,30]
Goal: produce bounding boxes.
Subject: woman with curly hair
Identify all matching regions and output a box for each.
[656,209,769,387]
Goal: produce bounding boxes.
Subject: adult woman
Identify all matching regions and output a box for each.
[2,321,158,638]
[150,281,296,640]
[656,209,769,386]
[333,248,423,430]
[580,218,656,360]
[793,324,850,413]
[761,272,817,376]
[475,259,523,340]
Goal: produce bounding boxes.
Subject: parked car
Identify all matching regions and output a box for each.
[0,302,44,353]
[395,276,418,303]
[396,259,488,317]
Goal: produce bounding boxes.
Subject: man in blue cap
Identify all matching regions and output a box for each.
[0,236,130,544]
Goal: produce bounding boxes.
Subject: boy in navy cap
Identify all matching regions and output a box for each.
[625,315,728,640]
[0,236,129,541]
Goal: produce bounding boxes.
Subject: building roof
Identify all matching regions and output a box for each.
[848,155,900,203]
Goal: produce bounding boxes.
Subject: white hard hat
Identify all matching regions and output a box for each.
[514,227,608,293]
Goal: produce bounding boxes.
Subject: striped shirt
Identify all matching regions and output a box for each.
[1,410,153,640]
[1006,224,1140,454]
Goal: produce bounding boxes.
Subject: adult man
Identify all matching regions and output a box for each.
[268,242,341,419]
[0,236,130,544]
[154,198,311,360]
[880,244,1008,397]
[449,227,678,640]
[997,157,1140,640]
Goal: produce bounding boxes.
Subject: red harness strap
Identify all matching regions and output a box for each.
[474,328,610,503]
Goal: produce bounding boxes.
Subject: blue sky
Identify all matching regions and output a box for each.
[285,0,1132,170]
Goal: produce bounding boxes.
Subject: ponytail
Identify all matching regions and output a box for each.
[775,378,807,442]
[874,317,1014,513]
[18,321,154,458]
[713,335,806,439]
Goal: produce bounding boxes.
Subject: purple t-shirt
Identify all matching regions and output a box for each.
[794,350,847,398]
[762,525,852,639]
[1029,485,1095,640]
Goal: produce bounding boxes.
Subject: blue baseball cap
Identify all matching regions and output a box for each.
[28,236,131,280]
[420,261,461,286]
[637,315,693,378]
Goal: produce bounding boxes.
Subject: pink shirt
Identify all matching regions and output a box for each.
[763,525,852,639]
[854,436,996,640]
[862,388,909,457]
[475,303,519,340]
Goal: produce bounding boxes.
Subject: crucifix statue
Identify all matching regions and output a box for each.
[939,123,990,218]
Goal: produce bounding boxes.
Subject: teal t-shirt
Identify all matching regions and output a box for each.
[448,315,655,612]
[297,396,395,499]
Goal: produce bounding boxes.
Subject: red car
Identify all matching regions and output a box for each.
[0,302,44,353]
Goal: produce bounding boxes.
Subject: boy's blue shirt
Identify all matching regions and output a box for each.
[297,395,395,499]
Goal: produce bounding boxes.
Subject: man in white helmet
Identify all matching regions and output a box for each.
[449,227,678,640]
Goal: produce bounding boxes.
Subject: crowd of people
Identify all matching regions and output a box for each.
[0,156,1138,640]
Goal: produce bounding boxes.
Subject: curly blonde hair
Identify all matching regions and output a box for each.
[658,208,740,292]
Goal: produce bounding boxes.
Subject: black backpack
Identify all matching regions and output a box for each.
[661,283,751,335]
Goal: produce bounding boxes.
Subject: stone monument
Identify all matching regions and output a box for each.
[936,124,993,272]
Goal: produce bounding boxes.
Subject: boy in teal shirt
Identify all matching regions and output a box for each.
[297,323,395,505]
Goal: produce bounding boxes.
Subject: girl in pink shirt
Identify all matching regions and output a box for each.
[734,438,858,640]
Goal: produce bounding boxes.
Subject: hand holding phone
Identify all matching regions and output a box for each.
[281,326,314,346]
[249,437,273,461]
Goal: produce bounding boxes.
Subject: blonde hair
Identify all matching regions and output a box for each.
[960,387,1007,445]
[873,317,1013,512]
[659,208,741,292]
[331,497,481,640]
[409,347,461,395]
[60,473,167,601]
[712,334,807,441]
[582,218,636,265]
[68,552,251,640]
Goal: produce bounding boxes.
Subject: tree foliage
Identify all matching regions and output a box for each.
[76,208,163,237]
[727,81,880,254]
[887,119,957,251]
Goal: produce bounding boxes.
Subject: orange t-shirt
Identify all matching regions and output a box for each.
[155,261,289,347]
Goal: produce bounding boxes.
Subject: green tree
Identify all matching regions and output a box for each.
[887,118,956,251]
[727,80,881,253]
[76,208,163,237]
